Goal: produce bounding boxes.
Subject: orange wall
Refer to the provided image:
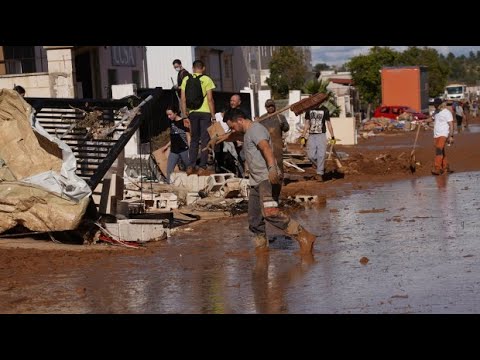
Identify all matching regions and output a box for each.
[381,68,421,112]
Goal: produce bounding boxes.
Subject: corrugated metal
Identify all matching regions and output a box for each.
[146,46,194,89]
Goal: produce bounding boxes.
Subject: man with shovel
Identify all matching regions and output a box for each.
[223,108,316,255]
[429,98,454,175]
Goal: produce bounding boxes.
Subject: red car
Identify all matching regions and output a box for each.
[373,105,428,120]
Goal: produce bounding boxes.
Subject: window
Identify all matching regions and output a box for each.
[224,56,232,78]
[107,69,118,98]
[1,46,36,74]
[132,70,140,89]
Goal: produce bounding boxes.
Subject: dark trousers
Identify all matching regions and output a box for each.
[248,180,290,235]
[188,112,211,169]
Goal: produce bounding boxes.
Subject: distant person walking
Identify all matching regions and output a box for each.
[300,103,336,181]
[430,98,454,175]
[453,101,464,133]
[472,100,478,118]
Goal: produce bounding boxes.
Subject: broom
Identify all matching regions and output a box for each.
[409,123,421,173]
[257,92,329,123]
[203,93,329,151]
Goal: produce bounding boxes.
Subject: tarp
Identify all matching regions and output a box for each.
[0,89,91,232]
[0,182,90,233]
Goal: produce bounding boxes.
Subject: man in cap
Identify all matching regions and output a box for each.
[258,99,290,200]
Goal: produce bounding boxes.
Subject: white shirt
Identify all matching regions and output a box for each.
[433,108,453,138]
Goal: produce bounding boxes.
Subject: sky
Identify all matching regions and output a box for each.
[311,46,480,66]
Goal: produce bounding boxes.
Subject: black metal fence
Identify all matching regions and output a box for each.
[24,88,251,189]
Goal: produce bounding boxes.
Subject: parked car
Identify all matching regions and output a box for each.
[373,105,428,120]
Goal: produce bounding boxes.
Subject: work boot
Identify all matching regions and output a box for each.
[253,233,269,252]
[294,225,316,255]
[198,167,214,176]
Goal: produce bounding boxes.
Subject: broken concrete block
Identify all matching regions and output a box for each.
[187,174,199,192]
[158,192,178,210]
[239,179,249,198]
[223,178,241,198]
[171,172,188,187]
[198,175,209,192]
[186,192,200,205]
[104,219,170,242]
[206,173,235,193]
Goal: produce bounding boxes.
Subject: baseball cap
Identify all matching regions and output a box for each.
[265,99,275,107]
[433,98,443,106]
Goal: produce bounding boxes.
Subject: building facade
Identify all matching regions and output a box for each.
[0,46,147,98]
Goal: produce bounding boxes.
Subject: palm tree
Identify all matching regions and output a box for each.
[302,78,341,117]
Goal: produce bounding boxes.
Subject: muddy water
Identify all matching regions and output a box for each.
[3,172,480,314]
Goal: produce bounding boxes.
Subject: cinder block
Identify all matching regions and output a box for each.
[187,174,199,192]
[157,193,178,209]
[198,175,209,191]
[171,172,188,187]
[186,192,200,205]
[104,219,170,242]
[206,173,235,193]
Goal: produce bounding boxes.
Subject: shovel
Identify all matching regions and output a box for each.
[409,123,421,173]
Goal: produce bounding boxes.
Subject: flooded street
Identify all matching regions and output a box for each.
[1,171,479,314]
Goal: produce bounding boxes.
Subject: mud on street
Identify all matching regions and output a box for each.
[1,118,480,313]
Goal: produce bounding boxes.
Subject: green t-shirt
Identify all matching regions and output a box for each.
[180,73,216,113]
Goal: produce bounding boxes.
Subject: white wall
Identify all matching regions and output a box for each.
[240,87,255,120]
[326,117,357,145]
[0,73,51,97]
[257,89,271,118]
[112,84,139,157]
[146,46,194,89]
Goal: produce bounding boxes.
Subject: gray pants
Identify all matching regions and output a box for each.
[307,133,327,175]
[248,180,290,235]
[188,112,211,169]
[166,150,189,183]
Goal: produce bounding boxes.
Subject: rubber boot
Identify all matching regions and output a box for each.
[286,220,316,255]
[253,233,269,252]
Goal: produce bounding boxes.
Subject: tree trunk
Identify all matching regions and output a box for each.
[367,103,372,120]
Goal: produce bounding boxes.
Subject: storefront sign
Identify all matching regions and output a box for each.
[111,46,136,67]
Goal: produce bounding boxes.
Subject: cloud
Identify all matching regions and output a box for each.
[311,46,480,66]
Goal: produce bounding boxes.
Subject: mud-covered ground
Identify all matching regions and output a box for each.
[1,116,479,313]
[282,115,480,199]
